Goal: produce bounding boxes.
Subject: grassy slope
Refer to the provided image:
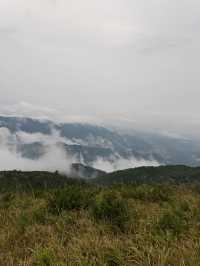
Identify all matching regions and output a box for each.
[1,169,200,265]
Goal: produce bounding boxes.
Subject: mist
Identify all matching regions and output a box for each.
[0,126,160,173]
[0,127,75,173]
[92,156,159,173]
[0,144,72,173]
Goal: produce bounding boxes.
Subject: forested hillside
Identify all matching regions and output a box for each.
[93,165,200,185]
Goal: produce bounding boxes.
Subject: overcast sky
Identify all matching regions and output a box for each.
[0,0,200,134]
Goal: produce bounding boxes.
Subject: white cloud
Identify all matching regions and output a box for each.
[0,102,59,120]
[16,129,75,145]
[0,127,77,173]
[0,143,74,173]
[92,156,159,173]
[0,126,160,173]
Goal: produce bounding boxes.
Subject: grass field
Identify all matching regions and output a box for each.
[1,178,200,265]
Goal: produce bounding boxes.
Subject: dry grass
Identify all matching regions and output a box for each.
[0,185,200,266]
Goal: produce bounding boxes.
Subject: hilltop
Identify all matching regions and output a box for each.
[93,165,200,185]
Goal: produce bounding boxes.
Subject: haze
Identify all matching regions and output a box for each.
[0,0,200,135]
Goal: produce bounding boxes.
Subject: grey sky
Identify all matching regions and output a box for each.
[0,0,200,134]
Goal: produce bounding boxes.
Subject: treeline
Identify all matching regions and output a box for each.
[93,165,200,185]
[0,170,85,192]
[1,165,200,193]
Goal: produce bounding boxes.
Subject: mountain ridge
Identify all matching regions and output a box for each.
[93,165,200,185]
[1,115,200,172]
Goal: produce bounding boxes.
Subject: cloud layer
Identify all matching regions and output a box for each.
[0,0,200,134]
[0,126,159,173]
[92,156,159,173]
[0,127,75,173]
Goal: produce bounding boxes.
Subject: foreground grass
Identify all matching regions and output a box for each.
[1,183,200,265]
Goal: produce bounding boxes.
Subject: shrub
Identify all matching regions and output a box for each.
[33,247,56,266]
[104,247,123,266]
[156,210,189,237]
[47,186,90,214]
[91,190,130,231]
[32,206,47,224]
[150,185,172,202]
[0,192,14,209]
[130,184,172,203]
[17,212,30,233]
[178,200,192,213]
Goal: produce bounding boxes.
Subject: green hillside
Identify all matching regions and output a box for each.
[1,165,200,193]
[0,170,85,192]
[94,165,200,185]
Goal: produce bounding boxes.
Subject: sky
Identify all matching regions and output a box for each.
[0,0,200,134]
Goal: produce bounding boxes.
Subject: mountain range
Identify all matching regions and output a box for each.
[0,115,200,173]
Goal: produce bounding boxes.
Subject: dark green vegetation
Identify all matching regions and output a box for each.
[0,170,85,192]
[1,167,200,265]
[70,163,106,179]
[94,165,200,185]
[1,165,200,192]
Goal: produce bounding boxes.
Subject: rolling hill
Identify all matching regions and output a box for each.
[94,165,200,185]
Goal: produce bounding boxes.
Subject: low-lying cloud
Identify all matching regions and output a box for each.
[92,156,159,173]
[0,144,73,173]
[0,126,160,174]
[0,127,76,173]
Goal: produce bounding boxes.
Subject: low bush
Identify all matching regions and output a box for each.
[91,190,130,231]
[178,200,191,212]
[33,247,56,266]
[47,186,91,214]
[131,184,172,203]
[0,192,14,209]
[16,212,30,233]
[156,209,189,237]
[32,206,47,224]
[103,247,123,266]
